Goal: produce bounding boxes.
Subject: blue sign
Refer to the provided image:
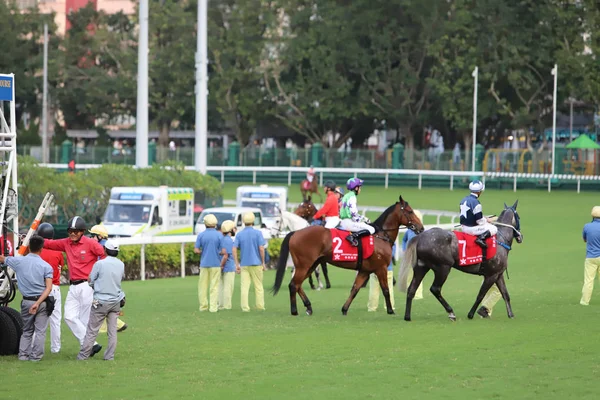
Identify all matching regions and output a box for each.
[0,76,13,101]
[120,193,144,200]
[245,192,279,199]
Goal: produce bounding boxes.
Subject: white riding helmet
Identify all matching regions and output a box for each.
[469,180,485,192]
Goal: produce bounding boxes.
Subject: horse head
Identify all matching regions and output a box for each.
[294,198,317,221]
[398,196,425,234]
[500,200,522,244]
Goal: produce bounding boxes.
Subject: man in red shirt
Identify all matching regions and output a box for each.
[36,222,65,354]
[312,181,340,229]
[43,216,105,355]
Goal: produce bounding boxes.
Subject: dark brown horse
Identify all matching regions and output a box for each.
[398,201,523,321]
[293,197,331,289]
[272,196,424,316]
[300,178,322,202]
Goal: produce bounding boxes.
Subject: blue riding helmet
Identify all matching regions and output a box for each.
[346,178,364,191]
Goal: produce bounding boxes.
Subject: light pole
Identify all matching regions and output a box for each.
[194,0,208,174]
[135,0,149,168]
[551,64,558,175]
[42,23,48,164]
[471,66,478,171]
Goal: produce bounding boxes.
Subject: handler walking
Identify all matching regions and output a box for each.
[580,206,600,306]
[233,212,266,312]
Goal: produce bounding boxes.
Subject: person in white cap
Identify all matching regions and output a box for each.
[580,206,600,306]
[77,240,125,361]
[459,180,498,257]
[233,212,266,312]
[218,220,236,310]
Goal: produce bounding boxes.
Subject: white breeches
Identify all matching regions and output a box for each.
[324,216,340,229]
[339,219,375,234]
[307,175,314,182]
[461,222,498,236]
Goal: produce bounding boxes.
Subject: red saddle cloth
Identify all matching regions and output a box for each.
[329,228,375,261]
[302,180,311,190]
[453,231,497,266]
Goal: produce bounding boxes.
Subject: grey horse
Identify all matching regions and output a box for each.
[398,200,523,321]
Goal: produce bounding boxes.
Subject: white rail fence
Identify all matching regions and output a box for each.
[40,163,600,193]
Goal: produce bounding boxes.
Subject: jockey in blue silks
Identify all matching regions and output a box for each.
[459,180,498,254]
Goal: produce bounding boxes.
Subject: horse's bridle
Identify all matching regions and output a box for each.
[493,208,523,250]
[375,203,419,245]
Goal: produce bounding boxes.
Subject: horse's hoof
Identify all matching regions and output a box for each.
[508,314,515,319]
[467,313,474,320]
[306,309,313,316]
[291,311,299,316]
[448,312,456,322]
[326,284,331,289]
[387,310,395,315]
[404,316,411,322]
[341,309,348,316]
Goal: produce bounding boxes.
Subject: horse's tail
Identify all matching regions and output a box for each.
[398,236,419,293]
[272,231,295,296]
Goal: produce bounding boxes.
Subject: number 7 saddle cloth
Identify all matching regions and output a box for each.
[453,231,497,266]
[329,228,375,261]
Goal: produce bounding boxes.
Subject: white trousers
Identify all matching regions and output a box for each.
[49,285,62,353]
[64,283,94,346]
[339,219,375,234]
[461,222,498,236]
[324,216,340,229]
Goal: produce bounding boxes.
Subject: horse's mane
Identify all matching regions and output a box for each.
[373,202,399,228]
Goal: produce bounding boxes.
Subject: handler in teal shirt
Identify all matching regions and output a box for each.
[194,214,222,312]
[233,212,266,311]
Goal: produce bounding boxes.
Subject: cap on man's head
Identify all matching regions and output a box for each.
[242,212,255,224]
[104,240,119,252]
[592,206,600,218]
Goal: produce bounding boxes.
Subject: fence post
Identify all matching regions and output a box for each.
[253,170,256,184]
[513,175,517,192]
[450,175,454,191]
[140,244,146,281]
[288,170,291,186]
[180,242,186,278]
[577,177,581,193]
[385,173,389,189]
[221,170,224,184]
[418,174,422,190]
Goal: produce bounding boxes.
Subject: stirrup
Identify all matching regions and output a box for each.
[346,234,358,247]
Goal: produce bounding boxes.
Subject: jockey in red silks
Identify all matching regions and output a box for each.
[312,180,340,228]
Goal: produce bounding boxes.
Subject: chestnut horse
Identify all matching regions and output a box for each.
[293,197,330,289]
[300,178,322,202]
[272,196,424,316]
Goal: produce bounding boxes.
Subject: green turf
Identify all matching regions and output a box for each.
[4,184,600,399]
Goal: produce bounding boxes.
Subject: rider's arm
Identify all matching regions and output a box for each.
[348,196,361,222]
[472,203,486,225]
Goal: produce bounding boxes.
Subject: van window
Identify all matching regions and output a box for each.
[237,215,242,226]
[178,200,187,216]
[254,213,262,226]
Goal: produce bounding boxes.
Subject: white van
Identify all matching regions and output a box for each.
[102,186,194,237]
[235,185,288,230]
[194,206,264,234]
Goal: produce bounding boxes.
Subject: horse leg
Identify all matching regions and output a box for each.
[467,273,500,319]
[429,266,456,321]
[289,265,311,316]
[404,265,429,322]
[341,271,370,316]
[308,273,316,290]
[374,267,394,315]
[321,262,331,289]
[314,265,323,290]
[495,274,514,319]
[296,286,313,316]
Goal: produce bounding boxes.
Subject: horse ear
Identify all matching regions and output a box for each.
[512,199,519,210]
[399,195,404,204]
[504,202,508,209]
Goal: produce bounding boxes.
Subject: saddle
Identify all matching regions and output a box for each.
[329,228,375,265]
[453,231,497,266]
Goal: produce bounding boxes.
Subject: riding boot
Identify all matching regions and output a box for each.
[475,231,492,260]
[346,229,371,247]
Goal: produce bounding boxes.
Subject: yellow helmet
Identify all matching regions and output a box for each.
[203,214,218,227]
[592,206,600,218]
[89,225,108,239]
[242,212,255,224]
[221,220,235,233]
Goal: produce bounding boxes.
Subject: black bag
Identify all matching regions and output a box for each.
[120,296,126,308]
[45,295,56,316]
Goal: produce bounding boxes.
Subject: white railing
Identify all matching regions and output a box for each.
[39,163,600,192]
[223,199,460,224]
[110,235,196,281]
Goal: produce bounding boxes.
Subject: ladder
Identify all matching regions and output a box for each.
[0,73,20,304]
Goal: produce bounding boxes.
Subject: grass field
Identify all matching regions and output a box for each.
[4,183,600,399]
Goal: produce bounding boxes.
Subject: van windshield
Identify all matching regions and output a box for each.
[197,212,237,225]
[104,204,151,223]
[240,201,280,217]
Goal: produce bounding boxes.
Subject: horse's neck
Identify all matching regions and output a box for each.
[381,215,401,243]
[283,211,309,230]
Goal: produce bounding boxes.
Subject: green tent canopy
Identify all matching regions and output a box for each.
[566,134,600,149]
